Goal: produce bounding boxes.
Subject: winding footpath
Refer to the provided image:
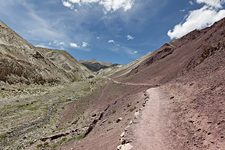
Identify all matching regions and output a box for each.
[109,78,172,150]
[132,88,170,150]
[108,78,153,87]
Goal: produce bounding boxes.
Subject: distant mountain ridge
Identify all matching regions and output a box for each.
[80,59,119,72]
[0,21,92,84]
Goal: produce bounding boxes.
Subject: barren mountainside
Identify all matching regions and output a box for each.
[0,21,92,84]
[108,17,225,150]
[114,18,225,85]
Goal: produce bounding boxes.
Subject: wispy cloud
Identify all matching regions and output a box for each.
[70,42,80,48]
[70,41,89,48]
[61,0,135,12]
[127,34,134,40]
[196,0,225,8]
[35,44,52,49]
[108,39,115,44]
[126,49,138,55]
[82,42,88,47]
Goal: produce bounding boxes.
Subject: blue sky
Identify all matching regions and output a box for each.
[0,0,225,64]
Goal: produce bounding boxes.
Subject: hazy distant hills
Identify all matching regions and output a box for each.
[80,59,119,72]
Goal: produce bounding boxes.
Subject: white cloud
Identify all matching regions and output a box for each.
[196,0,225,8]
[126,50,138,55]
[50,40,66,46]
[133,50,138,54]
[59,41,65,46]
[62,1,73,8]
[70,42,88,48]
[45,40,67,49]
[108,39,115,44]
[62,0,135,12]
[180,9,186,12]
[127,34,134,40]
[168,4,225,39]
[35,44,51,49]
[189,1,194,5]
[82,42,88,47]
[70,42,80,48]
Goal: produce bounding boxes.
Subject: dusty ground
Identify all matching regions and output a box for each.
[58,80,150,150]
[57,72,225,150]
[0,78,104,150]
[1,72,224,150]
[132,88,171,150]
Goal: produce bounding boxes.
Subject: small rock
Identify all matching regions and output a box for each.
[92,114,97,117]
[67,98,72,101]
[129,121,133,125]
[189,120,194,123]
[121,139,127,144]
[118,143,133,150]
[134,111,140,119]
[102,119,108,124]
[189,83,194,86]
[144,97,149,100]
[124,125,130,131]
[170,96,175,99]
[120,132,125,138]
[116,117,123,123]
[117,145,122,150]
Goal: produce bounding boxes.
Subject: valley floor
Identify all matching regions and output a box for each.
[0,78,104,149]
[0,76,225,150]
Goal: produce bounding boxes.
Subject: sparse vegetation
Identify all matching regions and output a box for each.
[36,142,50,149]
[0,79,101,149]
[0,133,6,141]
[112,109,116,114]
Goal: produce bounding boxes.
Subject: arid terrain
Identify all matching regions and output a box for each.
[0,17,225,150]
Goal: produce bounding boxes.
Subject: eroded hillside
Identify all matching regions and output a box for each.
[0,21,92,85]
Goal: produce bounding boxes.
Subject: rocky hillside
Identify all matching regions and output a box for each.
[114,18,225,85]
[0,21,92,84]
[108,17,225,150]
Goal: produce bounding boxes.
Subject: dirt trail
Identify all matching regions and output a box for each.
[131,87,172,150]
[108,78,153,87]
[109,79,172,150]
[109,79,171,150]
[60,79,171,150]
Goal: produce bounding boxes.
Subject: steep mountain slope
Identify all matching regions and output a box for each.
[114,18,225,85]
[108,17,225,150]
[0,21,92,84]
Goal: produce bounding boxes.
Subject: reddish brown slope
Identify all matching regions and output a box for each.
[116,18,225,85]
[114,18,225,149]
